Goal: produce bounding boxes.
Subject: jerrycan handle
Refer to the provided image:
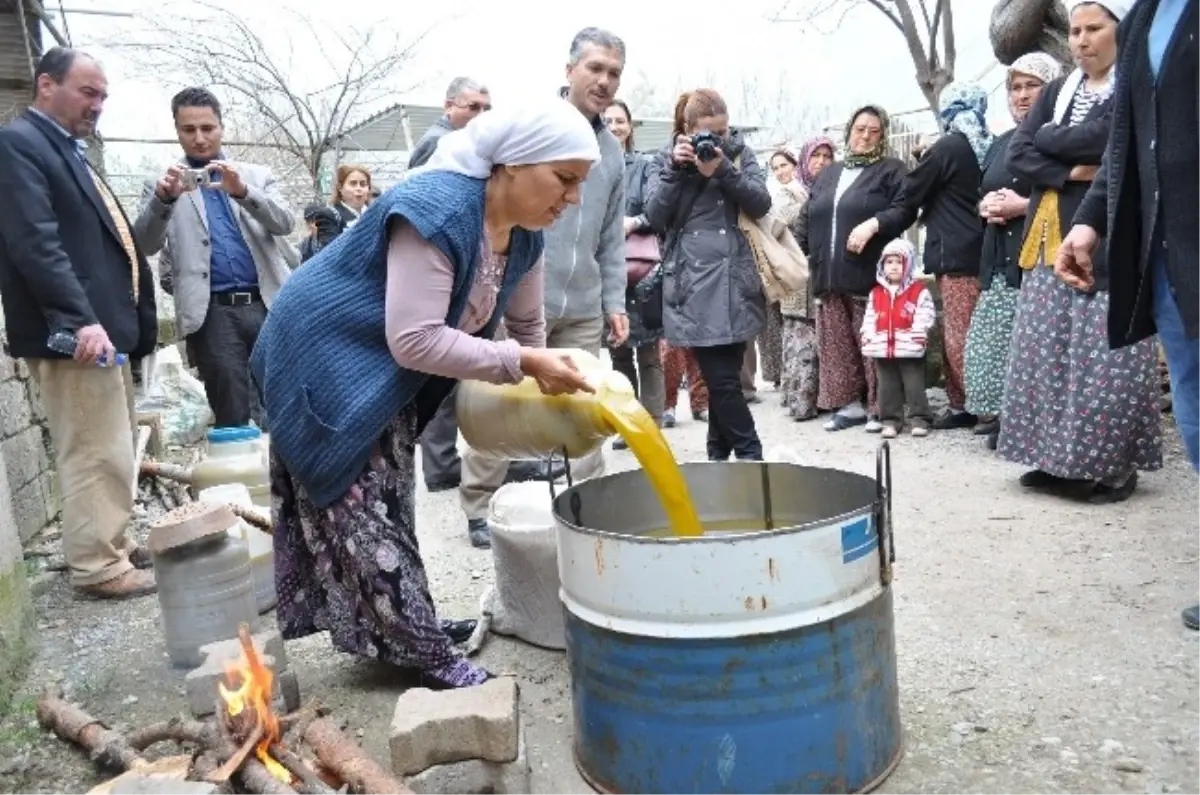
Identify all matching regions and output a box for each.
[546,447,582,527]
[875,441,894,585]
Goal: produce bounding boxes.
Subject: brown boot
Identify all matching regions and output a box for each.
[74,569,157,601]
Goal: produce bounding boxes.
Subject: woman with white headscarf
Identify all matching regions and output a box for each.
[999,0,1162,504]
[250,100,601,688]
[962,52,1062,449]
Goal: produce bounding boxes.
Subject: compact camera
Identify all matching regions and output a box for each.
[690,130,722,163]
[180,167,219,190]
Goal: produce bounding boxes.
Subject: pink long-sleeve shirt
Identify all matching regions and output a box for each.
[384,219,546,383]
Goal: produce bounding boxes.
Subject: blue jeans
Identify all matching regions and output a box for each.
[1152,254,1199,471]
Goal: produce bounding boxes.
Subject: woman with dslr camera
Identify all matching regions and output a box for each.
[644,88,772,462]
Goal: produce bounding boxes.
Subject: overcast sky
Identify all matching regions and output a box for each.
[58,0,1008,149]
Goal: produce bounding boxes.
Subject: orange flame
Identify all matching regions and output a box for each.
[217,629,292,783]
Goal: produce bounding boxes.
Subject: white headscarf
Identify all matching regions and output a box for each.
[1067,0,1132,20]
[421,99,601,179]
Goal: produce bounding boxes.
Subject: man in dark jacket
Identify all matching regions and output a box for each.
[299,204,342,263]
[1057,0,1198,630]
[406,76,491,169]
[0,47,158,600]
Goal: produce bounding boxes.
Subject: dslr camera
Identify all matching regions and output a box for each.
[690,130,722,163]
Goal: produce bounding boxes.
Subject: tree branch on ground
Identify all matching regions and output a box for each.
[769,0,956,119]
[103,1,431,194]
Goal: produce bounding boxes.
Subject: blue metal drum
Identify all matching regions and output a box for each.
[552,453,902,794]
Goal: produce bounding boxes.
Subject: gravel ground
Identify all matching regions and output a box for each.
[0,385,1196,794]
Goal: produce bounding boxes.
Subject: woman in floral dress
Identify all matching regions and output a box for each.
[250,102,600,689]
[998,0,1161,503]
[963,52,1062,449]
[780,137,835,419]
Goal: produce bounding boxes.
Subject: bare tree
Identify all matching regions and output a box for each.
[106,1,430,194]
[771,0,956,119]
[734,75,833,147]
[619,69,684,119]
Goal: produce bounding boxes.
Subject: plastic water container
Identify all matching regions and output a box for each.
[192,426,270,510]
[198,483,276,615]
[151,504,259,669]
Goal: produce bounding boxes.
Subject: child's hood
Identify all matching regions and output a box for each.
[877,238,918,288]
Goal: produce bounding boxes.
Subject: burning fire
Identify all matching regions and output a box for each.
[217,631,292,783]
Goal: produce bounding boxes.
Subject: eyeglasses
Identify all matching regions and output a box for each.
[455,101,492,113]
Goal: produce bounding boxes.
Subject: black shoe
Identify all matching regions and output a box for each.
[425,478,460,493]
[932,410,978,430]
[613,438,629,450]
[1182,605,1199,631]
[1018,469,1066,488]
[1087,472,1138,504]
[466,519,492,549]
[440,618,478,644]
[692,410,708,421]
[973,418,999,436]
[986,426,999,451]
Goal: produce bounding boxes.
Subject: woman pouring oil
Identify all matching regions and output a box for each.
[249,100,599,690]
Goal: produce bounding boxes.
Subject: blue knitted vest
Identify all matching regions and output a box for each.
[250,171,544,507]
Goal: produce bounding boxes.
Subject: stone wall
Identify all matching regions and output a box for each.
[0,328,58,543]
[0,417,35,711]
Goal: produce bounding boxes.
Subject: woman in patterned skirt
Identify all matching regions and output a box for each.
[963,52,1062,448]
[250,102,600,688]
[999,0,1161,504]
[780,137,835,419]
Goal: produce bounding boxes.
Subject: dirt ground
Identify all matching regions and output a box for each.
[1,386,1197,795]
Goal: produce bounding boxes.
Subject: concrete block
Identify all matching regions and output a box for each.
[184,629,286,717]
[390,676,519,777]
[406,718,530,794]
[38,470,59,526]
[3,425,48,491]
[23,377,45,423]
[111,776,218,794]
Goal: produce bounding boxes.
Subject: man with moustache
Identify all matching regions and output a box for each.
[133,87,294,430]
[0,47,158,599]
[457,27,629,549]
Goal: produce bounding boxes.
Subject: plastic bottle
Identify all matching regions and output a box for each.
[46,331,128,367]
[456,349,635,460]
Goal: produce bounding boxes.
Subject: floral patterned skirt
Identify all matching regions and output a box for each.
[964,281,1021,416]
[997,266,1163,481]
[271,406,488,688]
[758,302,784,385]
[781,316,818,419]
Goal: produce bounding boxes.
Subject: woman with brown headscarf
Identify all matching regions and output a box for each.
[796,106,908,432]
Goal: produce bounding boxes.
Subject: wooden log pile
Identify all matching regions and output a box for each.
[36,625,409,795]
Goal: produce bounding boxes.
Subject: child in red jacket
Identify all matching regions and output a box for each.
[861,239,936,438]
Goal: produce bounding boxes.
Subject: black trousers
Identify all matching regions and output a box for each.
[189,295,268,429]
[874,357,932,428]
[693,342,762,461]
[420,386,462,487]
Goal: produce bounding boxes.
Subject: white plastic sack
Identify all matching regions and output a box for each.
[484,480,564,650]
[764,445,808,466]
[135,345,213,447]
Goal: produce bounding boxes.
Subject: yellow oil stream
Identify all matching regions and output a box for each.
[594,393,705,538]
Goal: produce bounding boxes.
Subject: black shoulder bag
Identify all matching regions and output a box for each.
[637,179,704,331]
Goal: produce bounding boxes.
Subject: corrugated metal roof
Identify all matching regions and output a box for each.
[337,103,758,158]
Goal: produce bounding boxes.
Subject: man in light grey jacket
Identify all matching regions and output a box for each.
[133,87,293,429]
[458,27,628,549]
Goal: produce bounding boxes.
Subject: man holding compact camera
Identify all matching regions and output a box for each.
[134,87,294,429]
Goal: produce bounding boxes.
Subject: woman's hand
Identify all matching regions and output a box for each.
[671,135,696,167]
[991,188,1028,221]
[846,218,880,254]
[1069,164,1099,182]
[519,349,596,396]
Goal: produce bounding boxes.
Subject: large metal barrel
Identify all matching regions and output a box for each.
[552,449,901,794]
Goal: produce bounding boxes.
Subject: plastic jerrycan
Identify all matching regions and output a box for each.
[456,348,635,460]
[191,426,271,510]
